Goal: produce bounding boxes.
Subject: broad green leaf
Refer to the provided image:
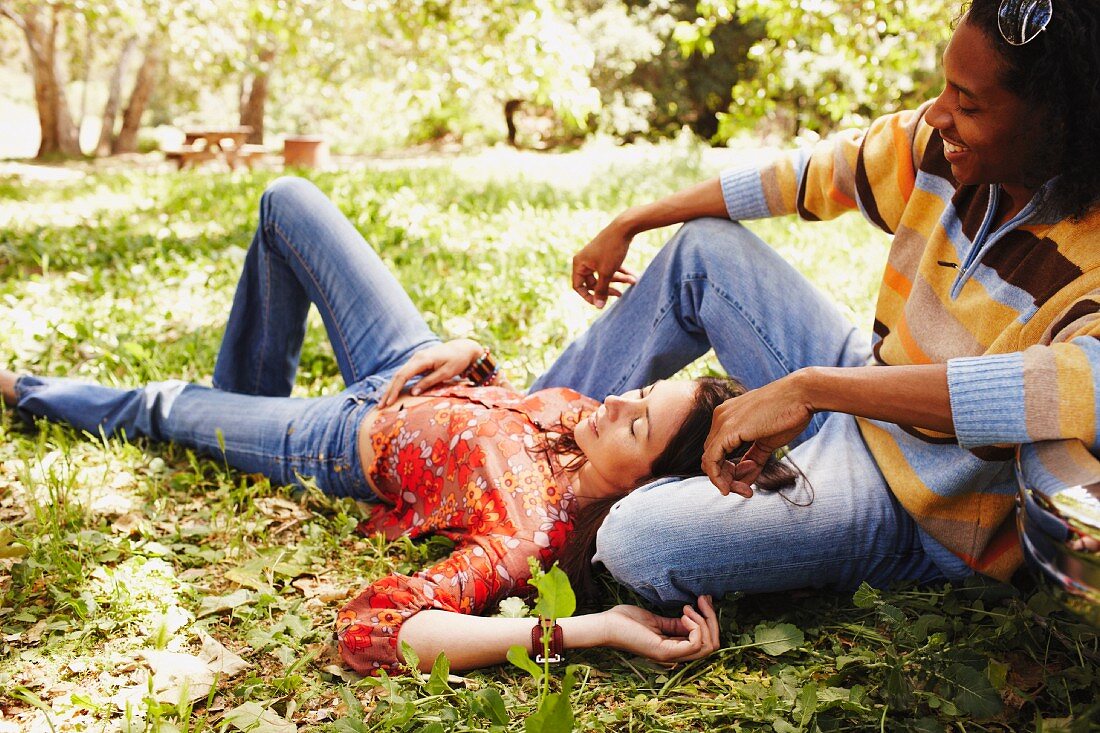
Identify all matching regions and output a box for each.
[987,659,1009,691]
[885,661,913,707]
[197,589,254,618]
[561,665,578,696]
[0,527,28,559]
[475,688,509,725]
[753,623,804,656]
[530,565,575,621]
[338,687,362,718]
[852,582,879,608]
[506,644,543,681]
[910,718,947,733]
[878,603,905,625]
[797,681,818,725]
[121,341,148,359]
[399,640,420,672]
[0,540,29,559]
[332,720,369,733]
[524,685,575,733]
[949,663,1002,719]
[426,652,450,695]
[224,550,310,591]
[524,666,575,733]
[910,613,946,642]
[418,724,444,733]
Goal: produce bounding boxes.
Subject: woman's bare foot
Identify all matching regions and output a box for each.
[0,369,18,406]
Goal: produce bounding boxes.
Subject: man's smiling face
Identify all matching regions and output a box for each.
[925,17,1050,200]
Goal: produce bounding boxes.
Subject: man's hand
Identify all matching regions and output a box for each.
[601,595,720,663]
[379,339,484,407]
[572,218,638,309]
[701,372,815,497]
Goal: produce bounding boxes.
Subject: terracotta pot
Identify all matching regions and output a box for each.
[283,135,329,169]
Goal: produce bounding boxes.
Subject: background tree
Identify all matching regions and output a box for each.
[678,0,952,137]
[0,0,956,158]
[0,0,81,156]
[112,32,163,153]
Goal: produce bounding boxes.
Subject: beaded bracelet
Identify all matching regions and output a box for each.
[462,348,499,387]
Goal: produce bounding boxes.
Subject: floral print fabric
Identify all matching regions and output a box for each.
[336,384,596,674]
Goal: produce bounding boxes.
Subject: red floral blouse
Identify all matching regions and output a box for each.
[336,383,597,675]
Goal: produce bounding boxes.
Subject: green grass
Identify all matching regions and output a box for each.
[0,145,1097,732]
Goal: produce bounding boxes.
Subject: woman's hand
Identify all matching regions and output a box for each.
[379,338,484,407]
[572,218,638,309]
[601,595,720,663]
[701,371,815,498]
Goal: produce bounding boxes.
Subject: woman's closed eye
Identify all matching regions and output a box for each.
[633,385,654,439]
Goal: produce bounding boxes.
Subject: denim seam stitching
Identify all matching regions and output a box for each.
[269,219,360,384]
[255,231,272,393]
[662,550,935,585]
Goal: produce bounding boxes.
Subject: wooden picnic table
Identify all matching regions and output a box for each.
[166,127,266,170]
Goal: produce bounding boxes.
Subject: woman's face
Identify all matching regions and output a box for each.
[574,379,697,491]
[925,17,1049,200]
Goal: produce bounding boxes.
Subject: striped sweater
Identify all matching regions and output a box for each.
[719,102,1100,580]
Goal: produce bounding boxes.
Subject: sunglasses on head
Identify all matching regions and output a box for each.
[997,0,1053,45]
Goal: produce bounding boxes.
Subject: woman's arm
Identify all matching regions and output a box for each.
[339,538,719,674]
[573,178,727,308]
[398,597,720,672]
[702,364,953,497]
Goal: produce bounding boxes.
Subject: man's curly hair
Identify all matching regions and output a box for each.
[964,0,1100,220]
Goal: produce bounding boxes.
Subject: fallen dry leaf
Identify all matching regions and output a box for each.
[254,497,310,521]
[197,630,249,677]
[110,634,250,709]
[222,701,296,733]
[290,578,348,602]
[111,511,146,536]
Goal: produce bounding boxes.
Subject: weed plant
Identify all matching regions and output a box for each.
[0,145,1097,731]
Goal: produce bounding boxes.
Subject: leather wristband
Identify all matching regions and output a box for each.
[462,348,498,387]
[531,617,563,664]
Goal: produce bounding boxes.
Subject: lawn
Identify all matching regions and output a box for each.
[1,144,1097,732]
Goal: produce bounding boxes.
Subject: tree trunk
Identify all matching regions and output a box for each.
[504,99,522,147]
[239,47,275,145]
[3,3,81,157]
[96,36,136,156]
[112,35,161,155]
[77,19,93,142]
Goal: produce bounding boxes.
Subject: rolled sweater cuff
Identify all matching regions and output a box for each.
[947,352,1029,449]
[719,165,772,221]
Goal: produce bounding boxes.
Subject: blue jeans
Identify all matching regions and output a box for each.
[14,177,440,498]
[533,218,972,605]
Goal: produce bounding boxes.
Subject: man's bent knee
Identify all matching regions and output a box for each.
[666,218,777,273]
[594,488,688,606]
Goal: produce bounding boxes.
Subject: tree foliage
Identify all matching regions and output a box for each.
[0,0,959,156]
[680,0,954,136]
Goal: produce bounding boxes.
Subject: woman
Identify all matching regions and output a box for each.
[538,0,1100,607]
[0,176,794,674]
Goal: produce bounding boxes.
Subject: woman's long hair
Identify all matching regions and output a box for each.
[538,376,803,604]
